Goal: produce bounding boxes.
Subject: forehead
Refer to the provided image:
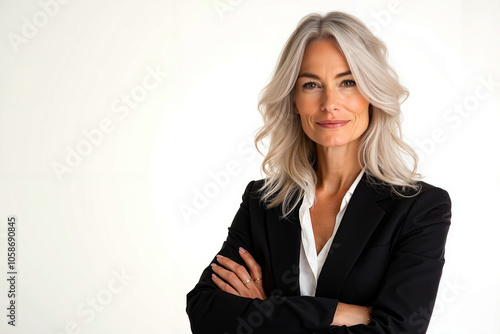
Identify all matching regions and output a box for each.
[299,39,350,74]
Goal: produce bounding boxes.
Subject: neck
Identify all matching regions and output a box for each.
[315,141,363,195]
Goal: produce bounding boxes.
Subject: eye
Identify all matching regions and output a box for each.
[340,79,356,88]
[302,81,321,90]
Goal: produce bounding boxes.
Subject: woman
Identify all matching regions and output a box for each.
[186,11,451,333]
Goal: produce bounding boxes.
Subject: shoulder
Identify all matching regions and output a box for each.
[390,181,452,244]
[364,173,451,205]
[411,181,452,219]
[362,176,452,226]
[405,181,452,209]
[241,179,268,205]
[244,179,265,191]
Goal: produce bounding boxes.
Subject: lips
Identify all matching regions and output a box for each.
[316,120,350,128]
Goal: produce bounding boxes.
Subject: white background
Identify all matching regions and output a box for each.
[0,0,499,333]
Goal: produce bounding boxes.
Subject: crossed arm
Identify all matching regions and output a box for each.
[211,247,372,327]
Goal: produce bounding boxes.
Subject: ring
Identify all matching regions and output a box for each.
[244,279,251,285]
[254,277,262,281]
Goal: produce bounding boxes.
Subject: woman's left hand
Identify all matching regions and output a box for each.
[211,247,268,300]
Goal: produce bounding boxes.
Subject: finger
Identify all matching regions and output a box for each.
[215,255,253,288]
[365,306,372,324]
[238,247,263,286]
[211,273,238,295]
[214,256,267,299]
[238,248,267,299]
[211,262,250,293]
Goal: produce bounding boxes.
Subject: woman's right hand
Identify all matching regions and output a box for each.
[331,302,372,326]
[211,247,267,300]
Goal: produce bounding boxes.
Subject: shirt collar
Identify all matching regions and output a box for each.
[340,169,364,211]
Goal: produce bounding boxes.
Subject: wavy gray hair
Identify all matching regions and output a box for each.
[254,11,420,217]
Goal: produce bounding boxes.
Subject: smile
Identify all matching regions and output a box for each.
[316,120,350,129]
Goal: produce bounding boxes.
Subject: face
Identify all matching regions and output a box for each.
[293,39,370,151]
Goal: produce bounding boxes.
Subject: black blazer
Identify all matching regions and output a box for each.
[186,174,451,334]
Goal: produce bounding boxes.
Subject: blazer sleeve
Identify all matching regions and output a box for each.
[186,180,340,334]
[329,186,452,333]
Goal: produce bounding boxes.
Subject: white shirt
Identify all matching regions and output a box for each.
[298,170,364,296]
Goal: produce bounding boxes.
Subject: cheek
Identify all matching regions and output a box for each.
[295,97,316,114]
[294,89,321,113]
[299,114,312,134]
[347,98,370,122]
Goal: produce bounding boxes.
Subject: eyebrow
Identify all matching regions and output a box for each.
[297,70,352,80]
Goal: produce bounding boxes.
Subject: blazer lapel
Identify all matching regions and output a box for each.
[315,175,389,298]
[266,196,303,296]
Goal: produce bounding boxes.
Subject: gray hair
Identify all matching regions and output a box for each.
[255,11,421,217]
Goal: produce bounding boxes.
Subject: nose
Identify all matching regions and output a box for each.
[320,87,341,112]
